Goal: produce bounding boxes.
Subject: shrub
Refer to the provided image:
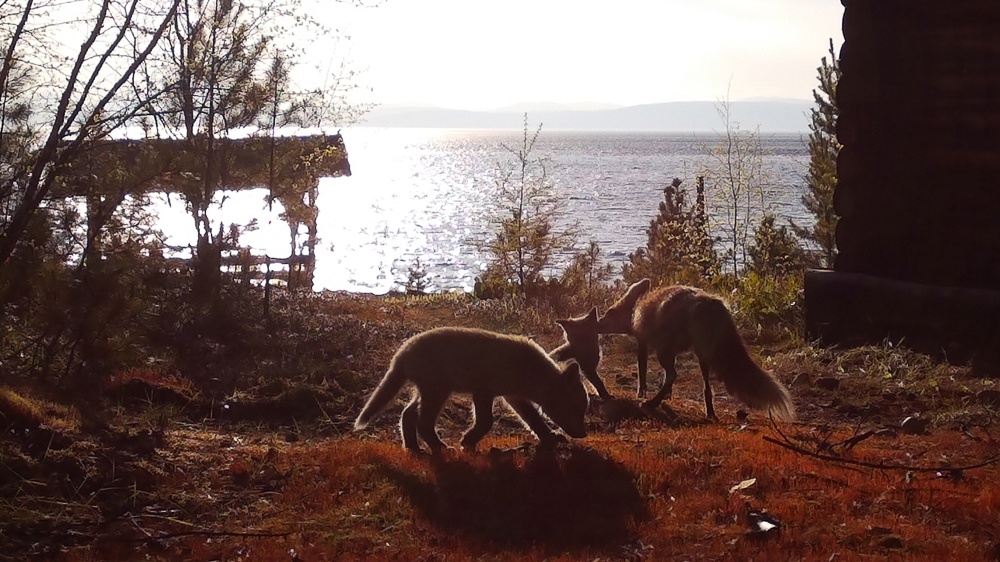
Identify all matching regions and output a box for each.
[747,213,813,278]
[623,177,719,287]
[717,271,804,342]
[474,115,576,299]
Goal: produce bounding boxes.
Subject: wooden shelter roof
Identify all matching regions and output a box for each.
[52,133,351,199]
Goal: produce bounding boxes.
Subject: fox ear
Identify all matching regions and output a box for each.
[586,307,597,321]
[555,319,568,329]
[629,279,651,298]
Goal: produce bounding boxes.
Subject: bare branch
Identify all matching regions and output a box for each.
[0,1,33,129]
[60,0,142,138]
[0,0,182,267]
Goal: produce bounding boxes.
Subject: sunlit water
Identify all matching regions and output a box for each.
[150,128,812,293]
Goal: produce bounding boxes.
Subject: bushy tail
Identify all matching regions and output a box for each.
[354,365,408,430]
[720,360,795,421]
[693,298,795,421]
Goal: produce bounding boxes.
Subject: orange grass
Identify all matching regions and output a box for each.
[71,422,999,561]
[13,291,999,561]
[104,367,197,398]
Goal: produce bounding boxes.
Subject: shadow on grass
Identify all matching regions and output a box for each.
[379,445,649,553]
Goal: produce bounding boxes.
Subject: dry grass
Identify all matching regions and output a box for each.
[104,368,197,399]
[51,423,999,561]
[0,387,80,434]
[3,291,999,561]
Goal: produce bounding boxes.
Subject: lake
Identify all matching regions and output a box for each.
[151,127,813,293]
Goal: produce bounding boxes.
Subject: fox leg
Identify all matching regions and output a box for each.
[636,341,649,398]
[504,397,565,447]
[460,393,496,452]
[415,389,449,454]
[584,368,612,400]
[643,351,677,409]
[699,358,717,420]
[400,394,421,452]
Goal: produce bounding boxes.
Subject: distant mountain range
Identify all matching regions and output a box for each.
[358,100,813,132]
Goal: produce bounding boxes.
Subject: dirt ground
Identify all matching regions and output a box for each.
[2,293,999,560]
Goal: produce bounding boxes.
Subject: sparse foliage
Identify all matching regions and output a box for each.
[559,240,616,301]
[134,0,363,303]
[0,0,181,271]
[475,115,576,299]
[150,0,289,302]
[703,99,769,278]
[405,257,430,295]
[0,1,183,384]
[0,0,366,385]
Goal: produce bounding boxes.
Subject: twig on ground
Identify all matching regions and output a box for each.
[766,415,1000,472]
[762,434,1000,473]
[134,529,293,542]
[831,429,877,453]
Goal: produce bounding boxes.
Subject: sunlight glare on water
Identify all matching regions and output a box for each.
[314,128,494,294]
[146,128,811,293]
[150,190,291,259]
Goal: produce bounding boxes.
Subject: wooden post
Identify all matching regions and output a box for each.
[264,255,272,321]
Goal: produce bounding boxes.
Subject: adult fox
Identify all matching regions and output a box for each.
[354,326,589,454]
[597,280,794,421]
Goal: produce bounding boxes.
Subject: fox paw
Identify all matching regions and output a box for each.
[426,444,454,457]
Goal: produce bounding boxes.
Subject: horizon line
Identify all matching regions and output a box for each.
[370,98,814,112]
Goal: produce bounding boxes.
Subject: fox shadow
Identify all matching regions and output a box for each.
[378,445,650,553]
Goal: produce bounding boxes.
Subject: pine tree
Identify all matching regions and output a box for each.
[794,38,841,268]
[623,177,718,285]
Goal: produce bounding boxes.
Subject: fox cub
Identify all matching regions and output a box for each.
[549,307,609,399]
[354,326,590,454]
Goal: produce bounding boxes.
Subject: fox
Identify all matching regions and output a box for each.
[353,326,590,454]
[596,280,794,421]
[549,307,610,400]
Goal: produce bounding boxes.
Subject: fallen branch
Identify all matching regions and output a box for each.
[134,529,293,542]
[122,512,292,543]
[830,429,878,453]
[762,435,1000,473]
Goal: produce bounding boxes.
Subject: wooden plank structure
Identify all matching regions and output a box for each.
[52,134,351,289]
[805,0,1000,367]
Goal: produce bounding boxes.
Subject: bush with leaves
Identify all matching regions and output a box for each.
[623,177,719,287]
[704,214,809,340]
[559,241,616,301]
[747,214,813,278]
[719,271,804,343]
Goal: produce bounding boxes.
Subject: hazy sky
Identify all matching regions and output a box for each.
[316,0,844,111]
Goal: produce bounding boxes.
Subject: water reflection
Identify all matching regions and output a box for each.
[145,128,810,293]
